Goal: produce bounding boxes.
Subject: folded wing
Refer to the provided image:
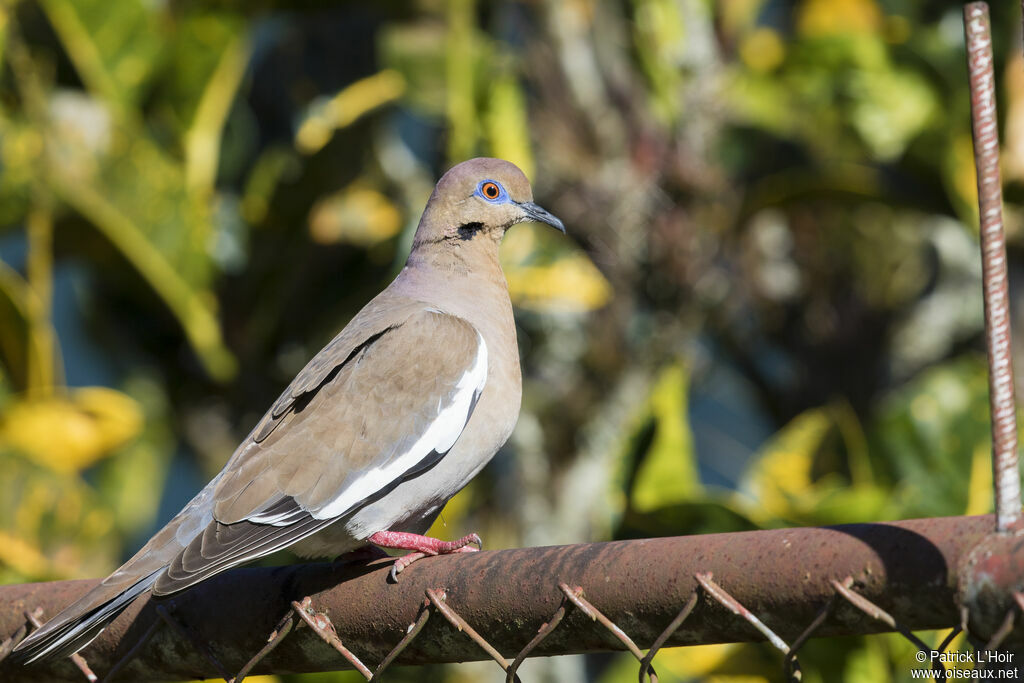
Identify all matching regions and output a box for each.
[158,306,487,594]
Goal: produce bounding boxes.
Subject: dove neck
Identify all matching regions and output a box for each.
[399,241,510,317]
[405,232,503,280]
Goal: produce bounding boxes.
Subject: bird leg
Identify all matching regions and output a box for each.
[367,531,482,581]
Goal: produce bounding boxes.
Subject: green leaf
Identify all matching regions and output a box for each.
[445,0,478,162]
[39,0,162,114]
[94,375,173,540]
[48,155,237,380]
[848,66,936,161]
[0,453,119,582]
[739,407,832,522]
[739,405,895,525]
[869,354,994,518]
[162,13,246,136]
[29,0,241,380]
[843,633,892,683]
[484,72,533,179]
[631,0,687,126]
[808,481,892,525]
[618,499,758,539]
[0,118,40,227]
[0,258,58,393]
[613,363,698,516]
[378,23,446,116]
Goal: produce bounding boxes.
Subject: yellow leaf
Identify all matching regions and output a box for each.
[601,642,770,682]
[295,70,406,155]
[185,33,251,193]
[740,408,831,520]
[486,74,534,179]
[965,442,994,516]
[631,363,698,512]
[0,529,50,577]
[740,28,785,73]
[666,643,734,673]
[796,0,882,37]
[0,387,143,473]
[0,456,119,580]
[1003,53,1024,183]
[844,634,892,683]
[445,0,477,163]
[309,185,402,246]
[501,224,611,313]
[944,133,980,228]
[426,483,474,541]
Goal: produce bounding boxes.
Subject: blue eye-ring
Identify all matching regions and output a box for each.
[474,179,508,203]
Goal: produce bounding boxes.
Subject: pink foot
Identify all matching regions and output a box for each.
[367,530,482,581]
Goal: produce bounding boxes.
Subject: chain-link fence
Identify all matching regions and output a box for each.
[2,3,1023,681]
[0,515,1014,682]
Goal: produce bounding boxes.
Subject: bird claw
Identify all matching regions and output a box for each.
[389,552,427,582]
[438,532,481,553]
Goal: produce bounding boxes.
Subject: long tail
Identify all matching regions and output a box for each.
[10,571,161,663]
[11,480,220,663]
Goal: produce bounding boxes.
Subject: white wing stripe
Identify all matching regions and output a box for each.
[247,507,305,526]
[311,332,488,521]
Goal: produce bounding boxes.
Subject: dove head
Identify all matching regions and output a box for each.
[411,158,564,253]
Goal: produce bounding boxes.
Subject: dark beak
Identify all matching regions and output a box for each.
[518,201,566,234]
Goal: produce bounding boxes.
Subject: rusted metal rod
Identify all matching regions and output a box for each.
[964,1,1022,533]
[0,515,998,682]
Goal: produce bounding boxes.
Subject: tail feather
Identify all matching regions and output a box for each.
[12,478,220,663]
[10,571,161,663]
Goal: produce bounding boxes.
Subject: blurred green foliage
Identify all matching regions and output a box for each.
[0,0,1020,681]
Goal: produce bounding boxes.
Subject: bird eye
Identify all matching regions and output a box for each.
[481,182,501,200]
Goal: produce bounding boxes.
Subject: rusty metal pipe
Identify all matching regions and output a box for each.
[964,1,1022,533]
[0,515,998,682]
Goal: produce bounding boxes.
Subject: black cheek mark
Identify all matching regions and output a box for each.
[457,222,484,240]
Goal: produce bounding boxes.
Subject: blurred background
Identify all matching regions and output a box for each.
[0,0,1021,681]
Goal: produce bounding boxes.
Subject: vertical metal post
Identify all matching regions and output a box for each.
[964,2,1022,532]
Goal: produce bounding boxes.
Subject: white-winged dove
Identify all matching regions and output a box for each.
[13,157,565,663]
